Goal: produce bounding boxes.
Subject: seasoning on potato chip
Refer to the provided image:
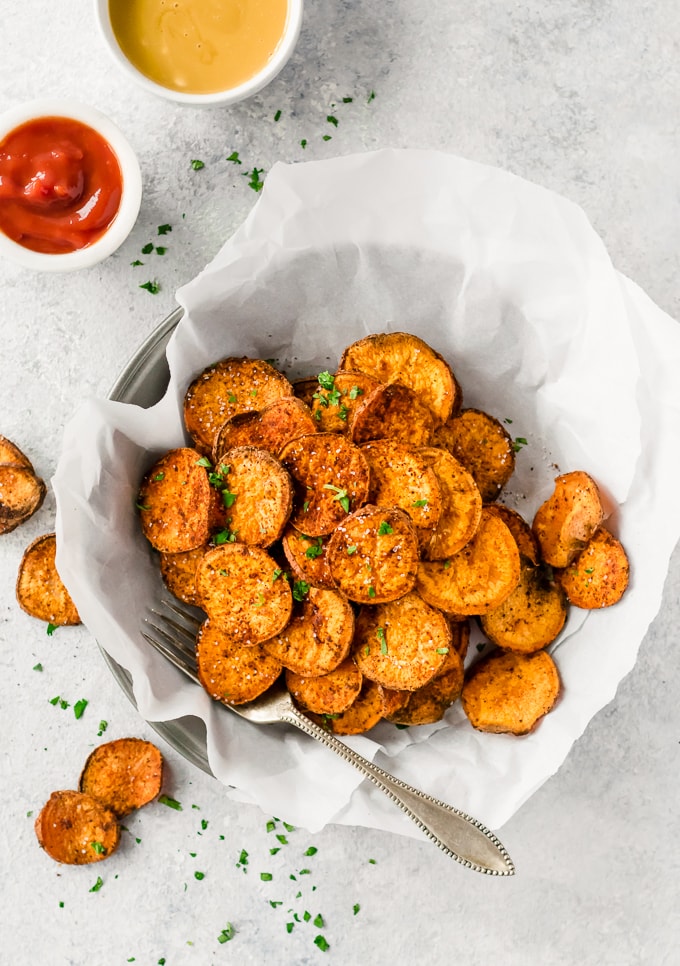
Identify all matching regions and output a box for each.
[384,648,465,726]
[16,532,80,625]
[350,383,436,447]
[360,438,443,537]
[35,790,120,865]
[416,508,520,615]
[279,432,370,536]
[480,560,568,652]
[285,657,363,715]
[160,544,208,605]
[326,505,420,604]
[461,649,561,735]
[419,447,482,559]
[196,618,283,705]
[213,396,318,462]
[195,543,292,645]
[532,470,604,568]
[434,408,515,502]
[556,526,629,609]
[263,586,354,676]
[138,447,214,553]
[281,525,334,589]
[313,679,386,735]
[79,738,164,817]
[184,356,294,455]
[209,446,293,548]
[310,370,381,434]
[340,331,459,424]
[0,462,46,533]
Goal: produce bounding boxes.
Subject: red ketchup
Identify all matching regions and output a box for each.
[0,116,123,254]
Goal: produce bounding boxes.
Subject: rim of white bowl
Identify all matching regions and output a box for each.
[93,0,304,106]
[0,99,142,273]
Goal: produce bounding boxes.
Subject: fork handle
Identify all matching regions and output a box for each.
[279,705,514,875]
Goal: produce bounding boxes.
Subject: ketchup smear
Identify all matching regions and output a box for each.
[0,116,123,254]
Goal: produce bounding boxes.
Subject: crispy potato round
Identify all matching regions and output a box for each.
[485,504,540,564]
[360,439,443,535]
[138,447,214,553]
[281,526,335,589]
[419,447,482,559]
[264,586,354,676]
[195,544,292,645]
[211,446,293,548]
[16,532,80,625]
[340,331,459,424]
[384,650,465,726]
[213,396,318,462]
[350,383,437,447]
[352,591,451,690]
[286,658,363,715]
[184,357,294,455]
[35,790,119,865]
[326,505,420,604]
[461,649,561,735]
[416,508,521,615]
[0,463,46,532]
[434,408,515,502]
[480,561,568,652]
[312,679,387,735]
[196,618,283,705]
[381,687,412,718]
[79,738,163,817]
[448,618,471,660]
[279,432,370,537]
[0,434,34,470]
[556,527,630,609]
[532,470,604,568]
[310,370,381,434]
[160,544,207,605]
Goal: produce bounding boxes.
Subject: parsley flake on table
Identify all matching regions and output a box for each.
[158,794,182,810]
[141,242,154,254]
[243,167,265,191]
[73,698,88,719]
[217,924,234,943]
[89,876,104,892]
[139,280,160,294]
[226,151,242,164]
[300,138,307,149]
[274,109,282,121]
[190,159,205,170]
[32,663,43,671]
[157,223,172,235]
[46,623,57,636]
[513,436,528,451]
[326,115,338,127]
[130,259,144,267]
[314,935,330,952]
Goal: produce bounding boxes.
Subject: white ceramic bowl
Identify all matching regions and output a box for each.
[0,99,142,273]
[94,0,304,107]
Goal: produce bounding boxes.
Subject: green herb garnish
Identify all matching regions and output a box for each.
[139,280,160,294]
[378,520,393,535]
[158,795,182,810]
[190,159,205,170]
[292,580,310,602]
[73,698,88,719]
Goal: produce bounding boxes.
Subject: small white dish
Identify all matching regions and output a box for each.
[0,99,142,273]
[93,0,304,107]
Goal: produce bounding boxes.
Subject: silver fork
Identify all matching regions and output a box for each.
[142,600,515,876]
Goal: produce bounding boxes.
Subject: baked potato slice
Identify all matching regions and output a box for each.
[340,331,459,424]
[0,463,46,532]
[461,649,561,735]
[310,370,381,434]
[16,532,80,625]
[384,650,465,726]
[285,657,363,715]
[419,447,482,559]
[79,738,163,817]
[184,356,293,454]
[485,504,540,564]
[312,679,386,735]
[352,590,451,690]
[195,543,292,645]
[160,544,208,605]
[350,383,436,446]
[480,559,568,652]
[532,470,604,568]
[263,586,354,676]
[213,396,318,462]
[0,434,34,470]
[196,618,283,705]
[556,526,629,609]
[434,408,515,502]
[326,505,420,604]
[209,446,293,548]
[138,447,214,553]
[360,439,443,537]
[416,507,521,615]
[280,432,370,536]
[35,790,119,865]
[281,525,334,589]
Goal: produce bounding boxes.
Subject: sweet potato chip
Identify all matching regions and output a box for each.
[350,383,436,446]
[0,434,34,469]
[419,447,482,559]
[485,504,540,564]
[263,586,354,676]
[352,591,451,690]
[160,544,207,605]
[209,446,293,548]
[434,408,515,502]
[480,560,568,652]
[35,790,119,865]
[79,738,163,817]
[360,439,442,536]
[310,370,381,434]
[195,544,292,645]
[461,649,561,735]
[280,432,370,536]
[196,618,283,705]
[556,526,629,609]
[326,505,420,604]
[0,463,46,533]
[16,532,80,625]
[416,508,520,615]
[286,657,363,715]
[340,331,459,423]
[532,470,604,568]
[138,447,214,553]
[281,526,334,589]
[384,649,465,726]
[312,679,386,735]
[184,357,294,454]
[380,687,412,718]
[213,396,318,462]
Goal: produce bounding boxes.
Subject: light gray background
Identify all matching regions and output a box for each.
[1,2,679,964]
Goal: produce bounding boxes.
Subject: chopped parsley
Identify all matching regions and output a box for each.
[512,437,528,452]
[346,545,358,555]
[412,499,429,508]
[367,586,376,599]
[157,224,172,235]
[158,795,182,810]
[46,623,57,636]
[217,924,234,943]
[194,871,205,880]
[139,280,160,294]
[226,151,242,164]
[141,242,154,255]
[260,872,273,881]
[349,385,363,400]
[323,483,350,512]
[90,841,106,855]
[212,527,237,545]
[89,876,104,892]
[73,698,88,719]
[32,663,43,672]
[190,159,205,170]
[305,538,324,559]
[292,580,310,601]
[97,720,108,736]
[378,520,393,535]
[243,167,265,191]
[376,627,387,653]
[314,936,330,952]
[326,115,338,127]
[274,109,282,122]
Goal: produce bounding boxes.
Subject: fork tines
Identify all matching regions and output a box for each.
[142,599,203,683]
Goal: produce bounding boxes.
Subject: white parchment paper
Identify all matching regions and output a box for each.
[53,149,680,836]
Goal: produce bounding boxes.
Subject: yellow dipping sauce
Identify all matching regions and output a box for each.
[109,0,290,94]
